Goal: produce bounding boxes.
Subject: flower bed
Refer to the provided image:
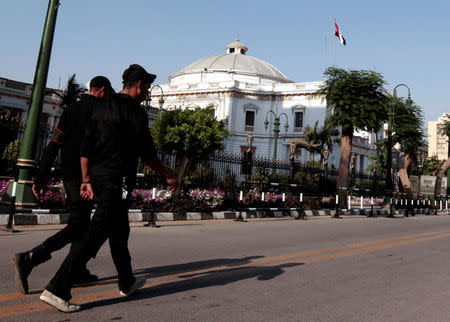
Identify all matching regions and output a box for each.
[349,196,385,207]
[37,179,66,209]
[1,178,386,212]
[0,180,8,199]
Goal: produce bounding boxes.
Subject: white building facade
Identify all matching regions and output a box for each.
[0,77,62,127]
[428,113,450,161]
[152,39,375,172]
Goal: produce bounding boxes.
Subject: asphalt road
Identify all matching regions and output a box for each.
[1,214,450,321]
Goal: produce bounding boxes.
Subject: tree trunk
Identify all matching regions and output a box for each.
[434,157,450,196]
[398,152,413,196]
[337,127,353,208]
[184,158,194,177]
[176,154,188,185]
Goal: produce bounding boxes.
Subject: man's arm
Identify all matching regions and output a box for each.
[80,156,94,200]
[147,157,177,188]
[135,108,177,188]
[33,110,69,197]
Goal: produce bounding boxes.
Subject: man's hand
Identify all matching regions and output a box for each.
[80,183,94,200]
[32,184,44,199]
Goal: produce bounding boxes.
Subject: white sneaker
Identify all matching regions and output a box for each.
[119,276,146,296]
[40,289,81,313]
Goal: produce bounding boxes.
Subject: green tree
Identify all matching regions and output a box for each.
[391,96,424,194]
[317,67,388,206]
[151,105,231,184]
[434,114,450,196]
[1,140,21,175]
[423,155,444,176]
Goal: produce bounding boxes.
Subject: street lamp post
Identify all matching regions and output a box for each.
[387,84,411,192]
[264,111,289,175]
[247,131,254,152]
[244,131,254,184]
[143,84,165,117]
[350,152,356,187]
[149,84,165,110]
[2,0,60,209]
[289,141,296,183]
[322,146,330,179]
[420,154,426,176]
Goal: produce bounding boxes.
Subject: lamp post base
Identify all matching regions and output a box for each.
[1,181,38,210]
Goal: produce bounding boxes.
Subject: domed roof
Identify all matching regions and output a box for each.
[171,38,292,83]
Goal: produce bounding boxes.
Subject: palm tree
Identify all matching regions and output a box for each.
[434,114,450,196]
[296,118,339,164]
[317,67,388,208]
[298,121,321,161]
[391,96,424,195]
[318,117,340,164]
[47,74,86,110]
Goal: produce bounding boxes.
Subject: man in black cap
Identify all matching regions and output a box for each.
[12,76,113,295]
[40,65,177,312]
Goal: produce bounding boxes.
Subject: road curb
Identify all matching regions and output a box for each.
[0,208,447,225]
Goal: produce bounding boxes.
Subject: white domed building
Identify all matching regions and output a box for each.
[149,39,375,173]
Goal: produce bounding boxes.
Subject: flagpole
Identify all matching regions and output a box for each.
[324,37,327,78]
[333,18,336,66]
[333,32,336,66]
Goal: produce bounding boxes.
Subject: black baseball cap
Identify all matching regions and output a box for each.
[122,64,156,84]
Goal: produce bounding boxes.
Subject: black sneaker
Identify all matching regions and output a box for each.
[12,252,32,294]
[73,270,98,285]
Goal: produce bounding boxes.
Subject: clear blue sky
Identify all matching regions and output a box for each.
[1,0,448,125]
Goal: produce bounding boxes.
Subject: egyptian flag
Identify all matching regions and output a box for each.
[334,21,346,46]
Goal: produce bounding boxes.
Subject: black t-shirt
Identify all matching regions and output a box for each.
[35,94,98,185]
[80,93,157,190]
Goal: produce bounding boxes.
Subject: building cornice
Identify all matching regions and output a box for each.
[0,91,60,107]
[156,88,321,101]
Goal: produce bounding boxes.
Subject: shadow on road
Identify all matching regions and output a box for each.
[81,257,303,311]
[87,256,265,287]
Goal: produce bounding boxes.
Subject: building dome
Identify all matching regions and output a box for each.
[170,38,293,84]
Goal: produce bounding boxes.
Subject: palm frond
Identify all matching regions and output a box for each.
[48,74,87,109]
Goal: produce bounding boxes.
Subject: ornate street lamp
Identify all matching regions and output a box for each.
[289,141,296,182]
[289,141,296,157]
[350,152,356,187]
[145,84,165,115]
[246,131,254,152]
[264,111,289,175]
[420,154,426,175]
[387,84,411,192]
[242,131,254,182]
[322,147,330,170]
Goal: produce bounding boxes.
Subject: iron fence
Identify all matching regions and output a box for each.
[0,121,387,195]
[0,119,53,178]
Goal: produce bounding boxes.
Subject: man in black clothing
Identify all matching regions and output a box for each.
[12,76,113,295]
[41,65,177,312]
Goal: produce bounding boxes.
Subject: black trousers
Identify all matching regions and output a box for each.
[46,176,134,300]
[31,179,93,269]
